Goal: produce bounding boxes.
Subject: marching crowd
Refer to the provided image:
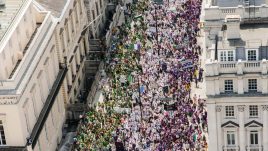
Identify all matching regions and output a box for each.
[74,0,207,150]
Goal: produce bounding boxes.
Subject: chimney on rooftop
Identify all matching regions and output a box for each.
[225,15,241,39]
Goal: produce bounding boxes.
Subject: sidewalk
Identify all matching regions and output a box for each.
[191,0,207,100]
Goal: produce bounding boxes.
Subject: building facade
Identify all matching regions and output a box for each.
[0,0,89,150]
[84,0,108,39]
[204,0,268,151]
[0,0,66,150]
[40,0,90,119]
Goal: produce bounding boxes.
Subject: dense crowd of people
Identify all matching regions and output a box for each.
[74,0,207,150]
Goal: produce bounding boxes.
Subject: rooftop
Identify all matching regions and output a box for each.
[35,0,67,17]
[0,0,27,43]
[218,24,268,49]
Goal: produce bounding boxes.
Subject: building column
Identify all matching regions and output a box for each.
[262,77,268,94]
[261,59,268,75]
[216,105,223,151]
[237,59,243,75]
[247,129,250,151]
[76,51,81,65]
[207,103,218,151]
[237,76,244,94]
[262,105,268,151]
[259,129,263,151]
[84,37,90,53]
[215,78,220,95]
[238,105,246,151]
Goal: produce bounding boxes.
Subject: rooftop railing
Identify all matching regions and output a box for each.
[0,13,52,90]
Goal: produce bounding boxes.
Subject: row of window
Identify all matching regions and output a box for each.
[220,49,257,62]
[227,130,259,146]
[225,105,258,118]
[0,120,6,145]
[224,79,257,92]
[61,0,84,52]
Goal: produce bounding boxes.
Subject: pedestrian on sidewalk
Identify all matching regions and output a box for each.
[195,76,198,88]
[198,68,203,82]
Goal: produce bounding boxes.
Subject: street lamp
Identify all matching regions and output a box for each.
[152,0,163,55]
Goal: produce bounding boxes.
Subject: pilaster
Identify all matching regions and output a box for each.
[237,76,244,94]
[216,105,222,151]
[238,105,246,151]
[207,103,218,151]
[237,59,243,75]
[262,105,268,151]
[261,77,268,94]
[215,78,220,95]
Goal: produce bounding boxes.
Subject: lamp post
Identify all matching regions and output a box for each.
[138,75,143,120]
[154,7,159,55]
[152,0,163,55]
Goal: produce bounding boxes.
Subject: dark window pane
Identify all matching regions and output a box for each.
[232,134,235,144]
[2,139,6,144]
[250,134,254,144]
[255,134,258,144]
[227,134,231,144]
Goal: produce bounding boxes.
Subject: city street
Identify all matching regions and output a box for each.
[75,0,207,150]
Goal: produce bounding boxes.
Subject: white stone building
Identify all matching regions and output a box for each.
[36,0,90,120]
[0,0,89,150]
[204,0,268,151]
[84,0,108,38]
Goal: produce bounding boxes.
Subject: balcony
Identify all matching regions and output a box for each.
[223,145,239,151]
[204,5,268,24]
[205,59,268,76]
[246,145,263,151]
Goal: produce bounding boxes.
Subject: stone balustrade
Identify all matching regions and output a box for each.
[206,59,268,76]
[205,4,268,21]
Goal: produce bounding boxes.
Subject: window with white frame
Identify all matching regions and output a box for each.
[249,105,258,118]
[250,131,259,145]
[248,79,257,91]
[227,131,236,145]
[247,49,258,61]
[0,120,6,145]
[225,106,235,117]
[220,50,235,62]
[228,51,234,61]
[225,80,233,92]
[220,51,227,61]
